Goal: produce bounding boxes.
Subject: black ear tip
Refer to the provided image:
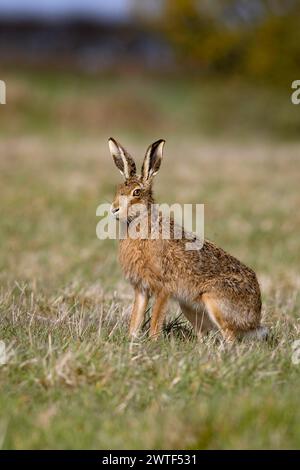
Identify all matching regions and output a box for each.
[151,139,165,148]
[108,137,120,151]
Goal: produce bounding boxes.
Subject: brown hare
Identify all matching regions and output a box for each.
[108,137,268,342]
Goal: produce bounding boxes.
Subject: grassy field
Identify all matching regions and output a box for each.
[0,71,300,449]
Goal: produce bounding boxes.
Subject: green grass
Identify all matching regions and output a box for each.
[1,68,300,140]
[0,71,300,449]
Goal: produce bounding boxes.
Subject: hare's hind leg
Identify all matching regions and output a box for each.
[179,300,216,337]
[201,294,238,342]
[202,293,262,343]
[129,288,149,337]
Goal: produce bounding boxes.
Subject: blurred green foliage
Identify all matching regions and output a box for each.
[162,0,300,85]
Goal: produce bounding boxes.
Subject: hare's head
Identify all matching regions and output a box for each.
[108,138,165,222]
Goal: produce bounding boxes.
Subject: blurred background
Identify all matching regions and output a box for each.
[1,0,300,139]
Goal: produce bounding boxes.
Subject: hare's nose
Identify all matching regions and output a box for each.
[111,206,119,215]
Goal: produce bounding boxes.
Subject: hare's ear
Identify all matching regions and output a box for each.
[141,139,165,182]
[108,137,136,179]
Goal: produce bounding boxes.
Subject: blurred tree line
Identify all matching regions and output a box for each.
[148,0,300,85]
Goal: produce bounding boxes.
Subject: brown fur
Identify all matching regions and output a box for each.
[108,137,267,342]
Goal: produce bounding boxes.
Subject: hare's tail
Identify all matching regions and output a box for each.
[240,325,269,341]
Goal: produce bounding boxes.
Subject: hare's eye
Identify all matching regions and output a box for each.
[132,188,141,197]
